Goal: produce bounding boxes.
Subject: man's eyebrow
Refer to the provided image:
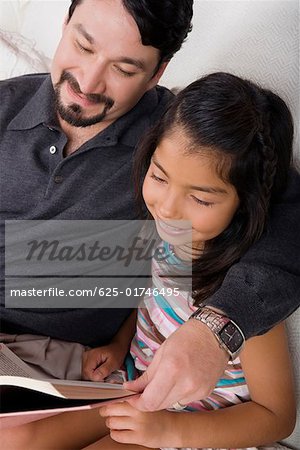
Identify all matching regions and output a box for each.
[152,157,228,195]
[74,24,94,45]
[116,57,145,71]
[74,24,145,70]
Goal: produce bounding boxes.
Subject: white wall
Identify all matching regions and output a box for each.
[162,0,299,157]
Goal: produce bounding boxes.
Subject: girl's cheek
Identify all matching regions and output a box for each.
[142,178,153,206]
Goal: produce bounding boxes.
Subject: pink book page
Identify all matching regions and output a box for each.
[0,395,137,429]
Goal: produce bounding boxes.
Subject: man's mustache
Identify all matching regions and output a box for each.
[59,71,114,108]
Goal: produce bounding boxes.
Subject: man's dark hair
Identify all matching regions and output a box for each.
[68,0,193,63]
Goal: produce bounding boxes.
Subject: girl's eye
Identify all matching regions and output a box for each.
[150,173,166,184]
[191,195,214,207]
[115,66,135,77]
[76,41,93,54]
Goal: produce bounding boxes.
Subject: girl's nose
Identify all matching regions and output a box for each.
[158,193,182,220]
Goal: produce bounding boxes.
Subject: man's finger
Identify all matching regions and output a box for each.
[123,370,149,392]
[123,348,163,393]
[132,368,175,411]
[125,394,142,409]
[125,346,177,410]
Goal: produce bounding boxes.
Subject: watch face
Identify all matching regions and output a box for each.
[219,323,244,353]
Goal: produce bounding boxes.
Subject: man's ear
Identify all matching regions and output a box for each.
[62,15,69,32]
[147,61,169,90]
[154,61,169,82]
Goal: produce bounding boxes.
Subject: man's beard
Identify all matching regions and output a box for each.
[54,71,114,128]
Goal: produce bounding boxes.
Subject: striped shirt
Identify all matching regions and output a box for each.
[130,241,250,412]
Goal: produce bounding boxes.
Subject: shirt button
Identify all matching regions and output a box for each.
[49,145,57,154]
[54,176,63,184]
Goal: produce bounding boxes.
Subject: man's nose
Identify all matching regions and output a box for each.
[77,60,107,95]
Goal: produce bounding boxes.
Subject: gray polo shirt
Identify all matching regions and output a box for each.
[0,74,173,346]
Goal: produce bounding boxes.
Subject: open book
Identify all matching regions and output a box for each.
[0,343,134,428]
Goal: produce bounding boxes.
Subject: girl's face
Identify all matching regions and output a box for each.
[142,130,240,250]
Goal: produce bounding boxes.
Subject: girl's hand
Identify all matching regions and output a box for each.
[99,400,181,448]
[82,342,125,381]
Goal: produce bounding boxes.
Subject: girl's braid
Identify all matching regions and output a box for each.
[255,95,278,214]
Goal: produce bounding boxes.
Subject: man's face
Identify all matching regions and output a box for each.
[51,0,165,129]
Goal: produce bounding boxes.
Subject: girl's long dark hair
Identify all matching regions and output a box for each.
[134,72,294,305]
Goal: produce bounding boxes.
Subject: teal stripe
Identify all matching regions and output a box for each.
[216,376,245,387]
[207,398,222,408]
[138,311,149,326]
[163,242,187,268]
[137,339,147,349]
[155,293,184,324]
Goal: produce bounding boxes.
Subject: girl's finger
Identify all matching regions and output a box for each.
[105,415,135,431]
[100,401,133,417]
[92,359,115,381]
[110,429,138,445]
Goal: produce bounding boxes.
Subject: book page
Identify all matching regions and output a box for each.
[0,343,38,378]
[0,343,134,402]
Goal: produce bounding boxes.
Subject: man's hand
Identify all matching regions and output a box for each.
[100,400,180,448]
[124,319,229,410]
[82,342,125,381]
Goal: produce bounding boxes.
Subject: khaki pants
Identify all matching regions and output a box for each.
[0,333,87,380]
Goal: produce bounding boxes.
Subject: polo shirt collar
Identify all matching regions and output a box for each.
[8,75,57,130]
[108,88,160,147]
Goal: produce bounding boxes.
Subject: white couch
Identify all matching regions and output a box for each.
[1,1,299,447]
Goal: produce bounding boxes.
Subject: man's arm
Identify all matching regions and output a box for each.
[206,168,300,337]
[125,170,300,410]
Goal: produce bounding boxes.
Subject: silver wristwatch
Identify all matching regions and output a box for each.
[190,307,245,359]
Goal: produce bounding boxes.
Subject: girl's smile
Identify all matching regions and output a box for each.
[156,218,192,236]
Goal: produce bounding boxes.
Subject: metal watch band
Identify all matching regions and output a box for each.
[190,306,245,359]
[191,307,230,333]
